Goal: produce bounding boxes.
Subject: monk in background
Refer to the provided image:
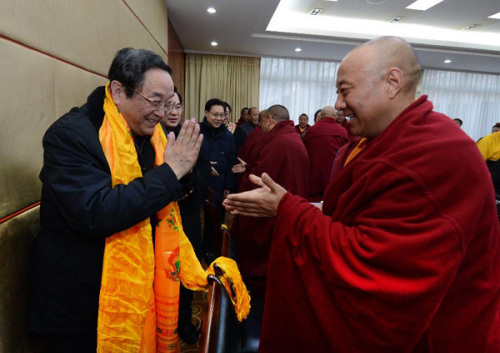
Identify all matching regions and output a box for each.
[224,36,500,352]
[303,105,348,198]
[232,105,309,290]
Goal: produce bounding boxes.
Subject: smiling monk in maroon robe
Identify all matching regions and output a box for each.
[304,106,348,197]
[231,105,309,292]
[224,37,500,353]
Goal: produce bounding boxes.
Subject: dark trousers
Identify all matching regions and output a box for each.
[41,332,96,353]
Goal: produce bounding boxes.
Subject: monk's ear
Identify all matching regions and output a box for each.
[385,67,402,99]
[110,80,126,105]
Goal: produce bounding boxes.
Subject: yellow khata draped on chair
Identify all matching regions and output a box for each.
[97,82,250,353]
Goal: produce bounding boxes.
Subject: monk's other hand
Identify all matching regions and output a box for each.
[223,173,287,217]
[231,163,246,173]
[164,118,204,180]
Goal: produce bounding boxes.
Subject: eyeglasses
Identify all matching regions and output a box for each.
[171,105,183,112]
[120,83,176,112]
[209,111,226,119]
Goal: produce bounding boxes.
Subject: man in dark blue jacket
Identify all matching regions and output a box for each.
[199,98,237,260]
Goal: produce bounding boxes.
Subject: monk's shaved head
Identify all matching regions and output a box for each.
[321,106,336,118]
[267,104,290,122]
[335,36,422,138]
[347,36,422,95]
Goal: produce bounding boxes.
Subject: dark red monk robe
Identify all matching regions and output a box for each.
[259,96,500,352]
[295,124,310,135]
[232,121,309,287]
[304,116,348,197]
[237,126,265,170]
[236,126,265,188]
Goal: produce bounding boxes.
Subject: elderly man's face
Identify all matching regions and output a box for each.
[299,115,308,128]
[117,68,174,136]
[335,50,388,138]
[249,108,260,125]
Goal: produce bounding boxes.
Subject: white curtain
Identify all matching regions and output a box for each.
[259,57,341,125]
[260,57,500,141]
[421,69,500,141]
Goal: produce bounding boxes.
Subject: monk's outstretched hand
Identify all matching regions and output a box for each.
[164,118,204,179]
[223,173,287,217]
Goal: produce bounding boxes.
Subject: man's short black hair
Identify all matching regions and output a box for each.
[173,86,182,105]
[453,118,463,126]
[108,48,172,98]
[205,98,225,112]
[241,107,249,115]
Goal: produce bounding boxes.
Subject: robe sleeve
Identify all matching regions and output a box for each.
[271,170,465,349]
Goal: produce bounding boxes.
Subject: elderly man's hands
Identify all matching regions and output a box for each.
[164,118,203,180]
[223,173,287,218]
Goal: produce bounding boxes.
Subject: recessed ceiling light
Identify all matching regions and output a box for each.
[310,8,322,16]
[489,12,500,19]
[207,7,216,14]
[325,0,338,2]
[367,0,386,4]
[211,41,218,46]
[390,16,404,23]
[444,59,452,64]
[462,24,481,31]
[406,0,444,11]
[295,47,302,52]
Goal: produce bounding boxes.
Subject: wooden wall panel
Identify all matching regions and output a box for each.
[168,18,186,103]
[0,38,106,218]
[0,0,169,75]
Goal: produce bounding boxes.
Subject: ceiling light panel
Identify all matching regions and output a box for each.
[488,12,500,20]
[406,0,444,11]
[207,7,216,14]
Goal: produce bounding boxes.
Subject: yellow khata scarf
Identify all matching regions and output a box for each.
[97,82,250,353]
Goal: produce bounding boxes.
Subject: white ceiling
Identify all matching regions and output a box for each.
[165,0,500,75]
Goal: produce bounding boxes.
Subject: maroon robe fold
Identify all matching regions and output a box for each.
[260,96,500,352]
[232,121,310,286]
[237,126,265,170]
[303,116,348,197]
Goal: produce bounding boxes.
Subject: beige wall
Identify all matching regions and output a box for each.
[0,1,171,352]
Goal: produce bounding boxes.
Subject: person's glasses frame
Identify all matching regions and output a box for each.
[119,82,176,113]
[209,111,226,119]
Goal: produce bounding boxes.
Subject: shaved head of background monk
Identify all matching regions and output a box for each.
[320,105,336,118]
[262,104,289,133]
[335,36,422,138]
